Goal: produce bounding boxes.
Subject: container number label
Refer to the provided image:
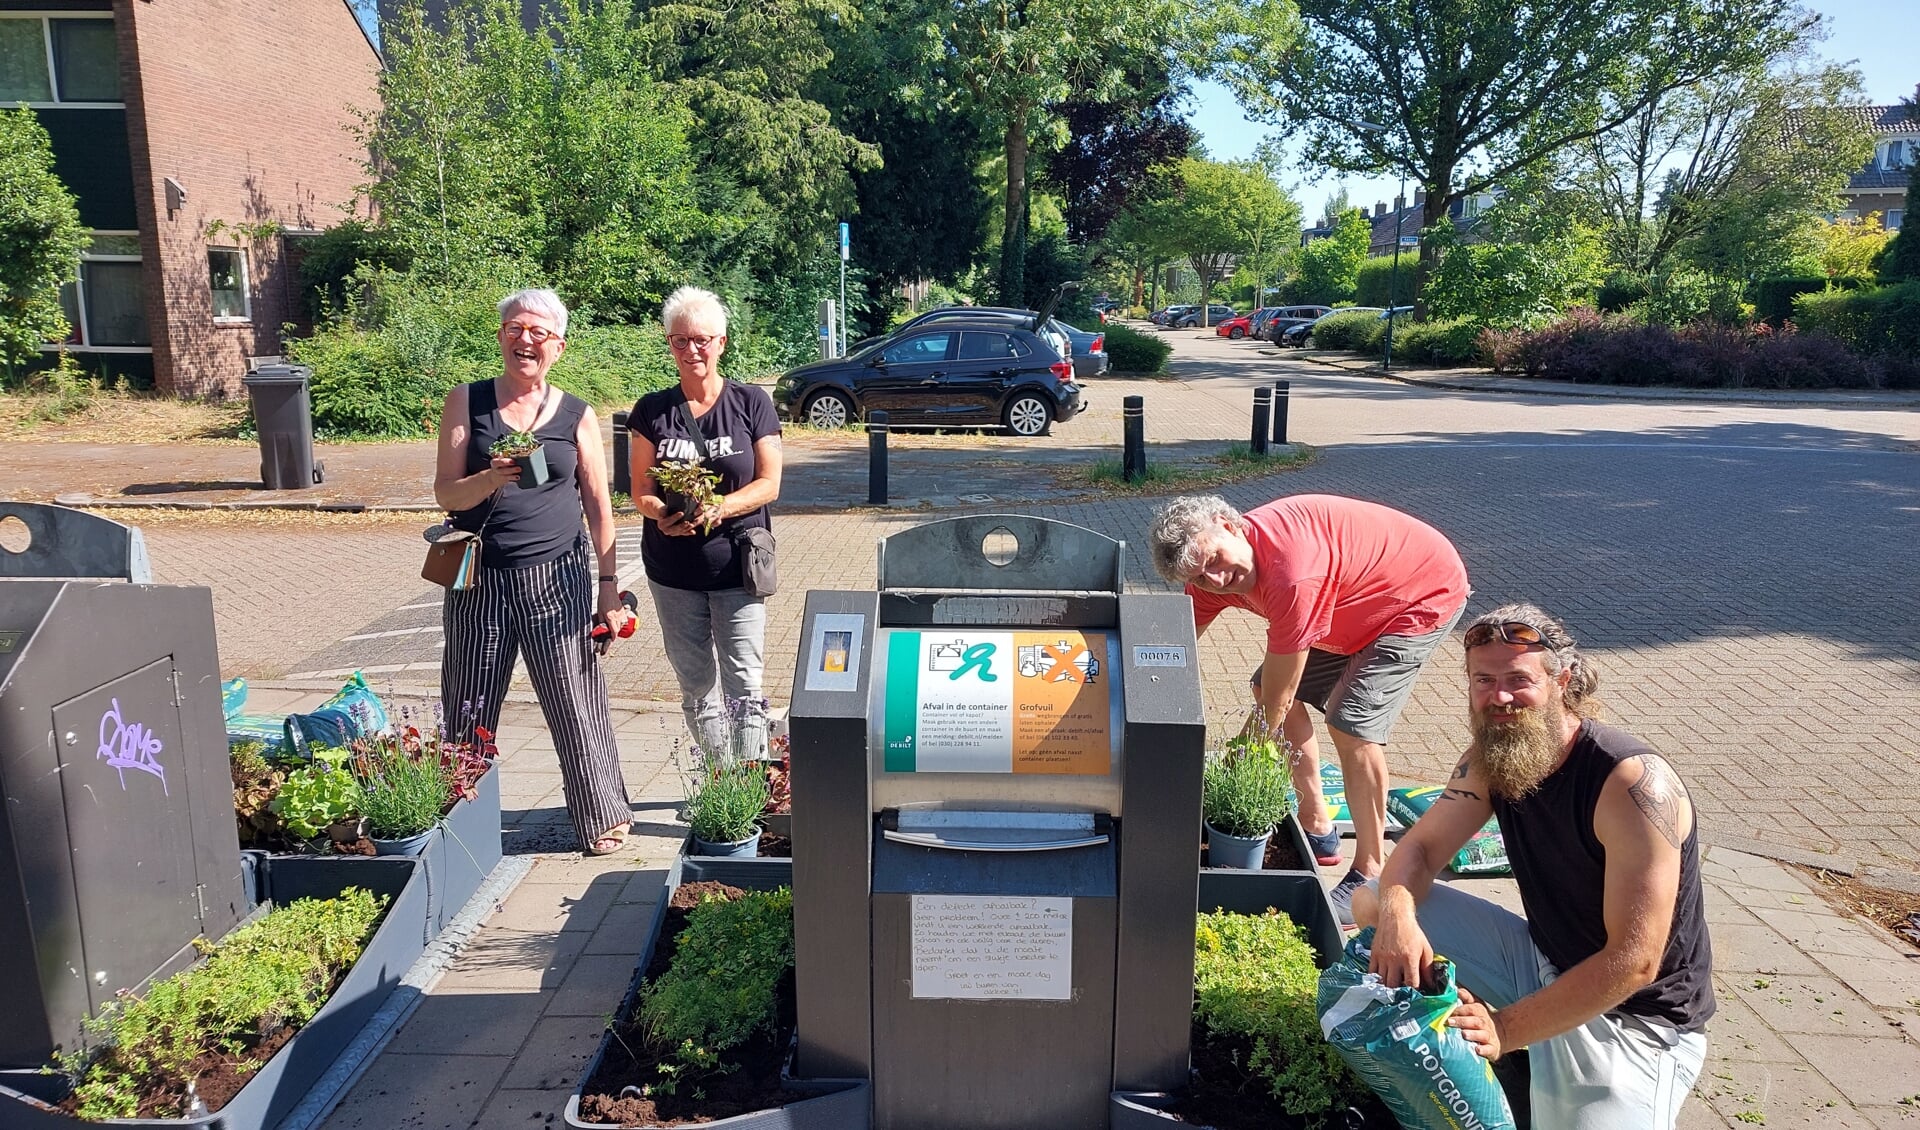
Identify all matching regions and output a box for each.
[1132,645,1188,667]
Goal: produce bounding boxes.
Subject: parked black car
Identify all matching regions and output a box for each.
[773,321,1085,436]
[855,306,1107,380]
[1174,304,1237,328]
[1149,304,1194,326]
[1260,305,1334,342]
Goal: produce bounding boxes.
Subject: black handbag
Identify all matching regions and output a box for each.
[673,392,778,597]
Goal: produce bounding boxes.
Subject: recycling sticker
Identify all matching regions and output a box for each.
[883,630,1111,775]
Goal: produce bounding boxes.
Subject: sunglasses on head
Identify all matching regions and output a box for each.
[1464,620,1549,649]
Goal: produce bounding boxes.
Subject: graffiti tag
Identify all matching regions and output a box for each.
[97,698,169,795]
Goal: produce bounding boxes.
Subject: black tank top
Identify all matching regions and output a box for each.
[1491,720,1715,1032]
[450,380,588,569]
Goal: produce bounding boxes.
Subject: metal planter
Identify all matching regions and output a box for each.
[0,855,430,1130]
[561,851,866,1130]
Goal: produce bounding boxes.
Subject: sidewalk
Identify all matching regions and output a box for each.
[230,682,1920,1130]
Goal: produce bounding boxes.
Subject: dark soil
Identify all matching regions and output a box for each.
[1199,830,1306,871]
[578,881,813,1126]
[1164,1024,1393,1130]
[757,833,790,858]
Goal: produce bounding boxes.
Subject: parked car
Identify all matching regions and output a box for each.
[1276,307,1383,348]
[1260,305,1334,342]
[857,305,1105,380]
[1216,308,1277,340]
[1055,320,1109,379]
[773,320,1085,437]
[1245,307,1286,338]
[1149,304,1193,326]
[1174,304,1237,328]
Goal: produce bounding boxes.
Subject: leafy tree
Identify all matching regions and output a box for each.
[1102,189,1181,309]
[0,108,87,373]
[1879,99,1920,283]
[1156,157,1299,323]
[1808,215,1894,280]
[1045,50,1194,245]
[1218,0,1807,309]
[1286,207,1369,305]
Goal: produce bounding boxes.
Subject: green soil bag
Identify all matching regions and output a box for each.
[1320,760,1405,834]
[285,671,389,756]
[1386,786,1511,875]
[1318,928,1516,1130]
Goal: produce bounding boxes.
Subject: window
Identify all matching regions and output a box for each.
[1889,210,1904,232]
[958,331,1022,360]
[208,248,249,321]
[54,231,149,350]
[882,333,951,365]
[0,15,119,105]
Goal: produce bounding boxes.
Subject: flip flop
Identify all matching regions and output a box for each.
[586,825,629,857]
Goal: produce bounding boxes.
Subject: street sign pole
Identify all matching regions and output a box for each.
[839,222,850,358]
[1385,175,1405,373]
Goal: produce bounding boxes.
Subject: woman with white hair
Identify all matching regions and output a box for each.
[626,285,783,760]
[433,287,635,856]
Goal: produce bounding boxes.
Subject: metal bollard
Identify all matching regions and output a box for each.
[1250,387,1271,456]
[611,411,630,498]
[1122,396,1146,483]
[1271,381,1289,447]
[868,410,889,506]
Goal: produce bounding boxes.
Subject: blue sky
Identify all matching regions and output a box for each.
[1187,0,1917,222]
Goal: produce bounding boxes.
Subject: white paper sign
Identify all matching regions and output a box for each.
[910,895,1072,1001]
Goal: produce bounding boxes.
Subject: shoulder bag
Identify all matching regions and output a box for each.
[674,389,778,597]
[424,384,550,590]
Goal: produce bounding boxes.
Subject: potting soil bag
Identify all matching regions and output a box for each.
[227,713,292,756]
[1317,928,1516,1130]
[222,677,249,720]
[1320,760,1405,835]
[1386,786,1511,876]
[285,672,389,757]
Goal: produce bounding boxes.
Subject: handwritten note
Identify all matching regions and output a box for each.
[97,697,169,795]
[910,895,1071,1001]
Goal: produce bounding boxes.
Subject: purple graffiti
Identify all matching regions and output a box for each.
[97,698,168,795]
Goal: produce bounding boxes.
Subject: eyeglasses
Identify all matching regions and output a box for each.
[502,322,560,344]
[1464,620,1548,649]
[668,334,722,353]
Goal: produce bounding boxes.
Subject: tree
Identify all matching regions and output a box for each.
[0,108,87,373]
[1879,98,1920,283]
[1157,158,1300,323]
[1576,56,1873,277]
[1807,214,1894,280]
[1045,51,1194,245]
[1218,0,1807,311]
[1287,207,1369,305]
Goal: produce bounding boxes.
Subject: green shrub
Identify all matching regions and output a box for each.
[1595,270,1651,314]
[1202,743,1294,838]
[1354,255,1413,308]
[683,762,770,844]
[270,765,364,840]
[1306,310,1380,351]
[1752,275,1869,326]
[1792,281,1920,361]
[355,746,452,840]
[65,889,387,1119]
[636,886,794,1092]
[1391,318,1482,366]
[1102,322,1172,373]
[1194,909,1366,1121]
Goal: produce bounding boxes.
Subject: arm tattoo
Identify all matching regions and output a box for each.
[1450,758,1471,780]
[1441,788,1482,802]
[1626,754,1688,850]
[1441,756,1480,801]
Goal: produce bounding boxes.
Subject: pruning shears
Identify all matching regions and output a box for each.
[592,590,640,646]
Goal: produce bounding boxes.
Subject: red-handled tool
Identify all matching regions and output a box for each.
[591,590,640,641]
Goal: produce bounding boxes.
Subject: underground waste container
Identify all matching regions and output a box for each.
[242,364,322,489]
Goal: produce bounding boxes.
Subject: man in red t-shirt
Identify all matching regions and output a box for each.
[1149,493,1470,923]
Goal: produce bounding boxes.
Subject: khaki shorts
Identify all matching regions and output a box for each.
[1252,605,1463,744]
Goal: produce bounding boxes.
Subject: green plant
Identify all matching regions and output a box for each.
[489,428,541,457]
[354,744,452,840]
[1390,318,1483,365]
[1194,909,1367,1122]
[62,889,388,1119]
[1100,322,1172,373]
[1793,281,1920,361]
[269,765,364,840]
[653,459,724,532]
[228,739,272,780]
[0,108,88,374]
[683,762,770,844]
[1202,738,1294,838]
[1303,310,1379,351]
[636,887,794,1092]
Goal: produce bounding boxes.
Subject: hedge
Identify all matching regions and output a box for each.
[1388,317,1482,365]
[1791,281,1920,363]
[1305,310,1380,351]
[1102,321,1173,373]
[1753,275,1869,326]
[1354,256,1415,308]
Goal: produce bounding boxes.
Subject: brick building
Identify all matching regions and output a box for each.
[1831,91,1916,231]
[2,0,380,396]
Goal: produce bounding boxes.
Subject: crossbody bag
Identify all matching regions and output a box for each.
[672,390,778,597]
[423,384,554,590]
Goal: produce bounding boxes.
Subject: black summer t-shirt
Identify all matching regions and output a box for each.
[628,381,781,591]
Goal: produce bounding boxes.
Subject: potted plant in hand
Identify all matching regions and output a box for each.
[490,429,549,488]
[1202,737,1295,870]
[651,459,722,531]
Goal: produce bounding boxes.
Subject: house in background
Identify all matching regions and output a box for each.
[1,1,380,396]
[1834,89,1917,231]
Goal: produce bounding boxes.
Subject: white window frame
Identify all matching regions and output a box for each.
[45,229,152,355]
[0,12,122,110]
[1888,209,1904,232]
[207,246,251,324]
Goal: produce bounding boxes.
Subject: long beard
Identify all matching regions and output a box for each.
[1469,703,1566,801]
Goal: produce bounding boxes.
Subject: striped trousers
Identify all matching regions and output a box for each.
[441,537,631,851]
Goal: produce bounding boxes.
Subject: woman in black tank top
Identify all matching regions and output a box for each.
[431,288,635,856]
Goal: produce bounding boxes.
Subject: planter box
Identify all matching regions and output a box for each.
[562,852,866,1130]
[0,855,430,1130]
[1198,809,1321,877]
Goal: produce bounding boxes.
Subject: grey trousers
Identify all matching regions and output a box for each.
[646,579,768,762]
[441,538,632,850]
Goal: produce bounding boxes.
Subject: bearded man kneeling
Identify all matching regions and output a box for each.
[1354,603,1714,1129]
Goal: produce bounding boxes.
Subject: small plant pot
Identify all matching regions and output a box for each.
[511,445,550,488]
[692,828,763,857]
[372,827,436,856]
[1205,822,1273,870]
